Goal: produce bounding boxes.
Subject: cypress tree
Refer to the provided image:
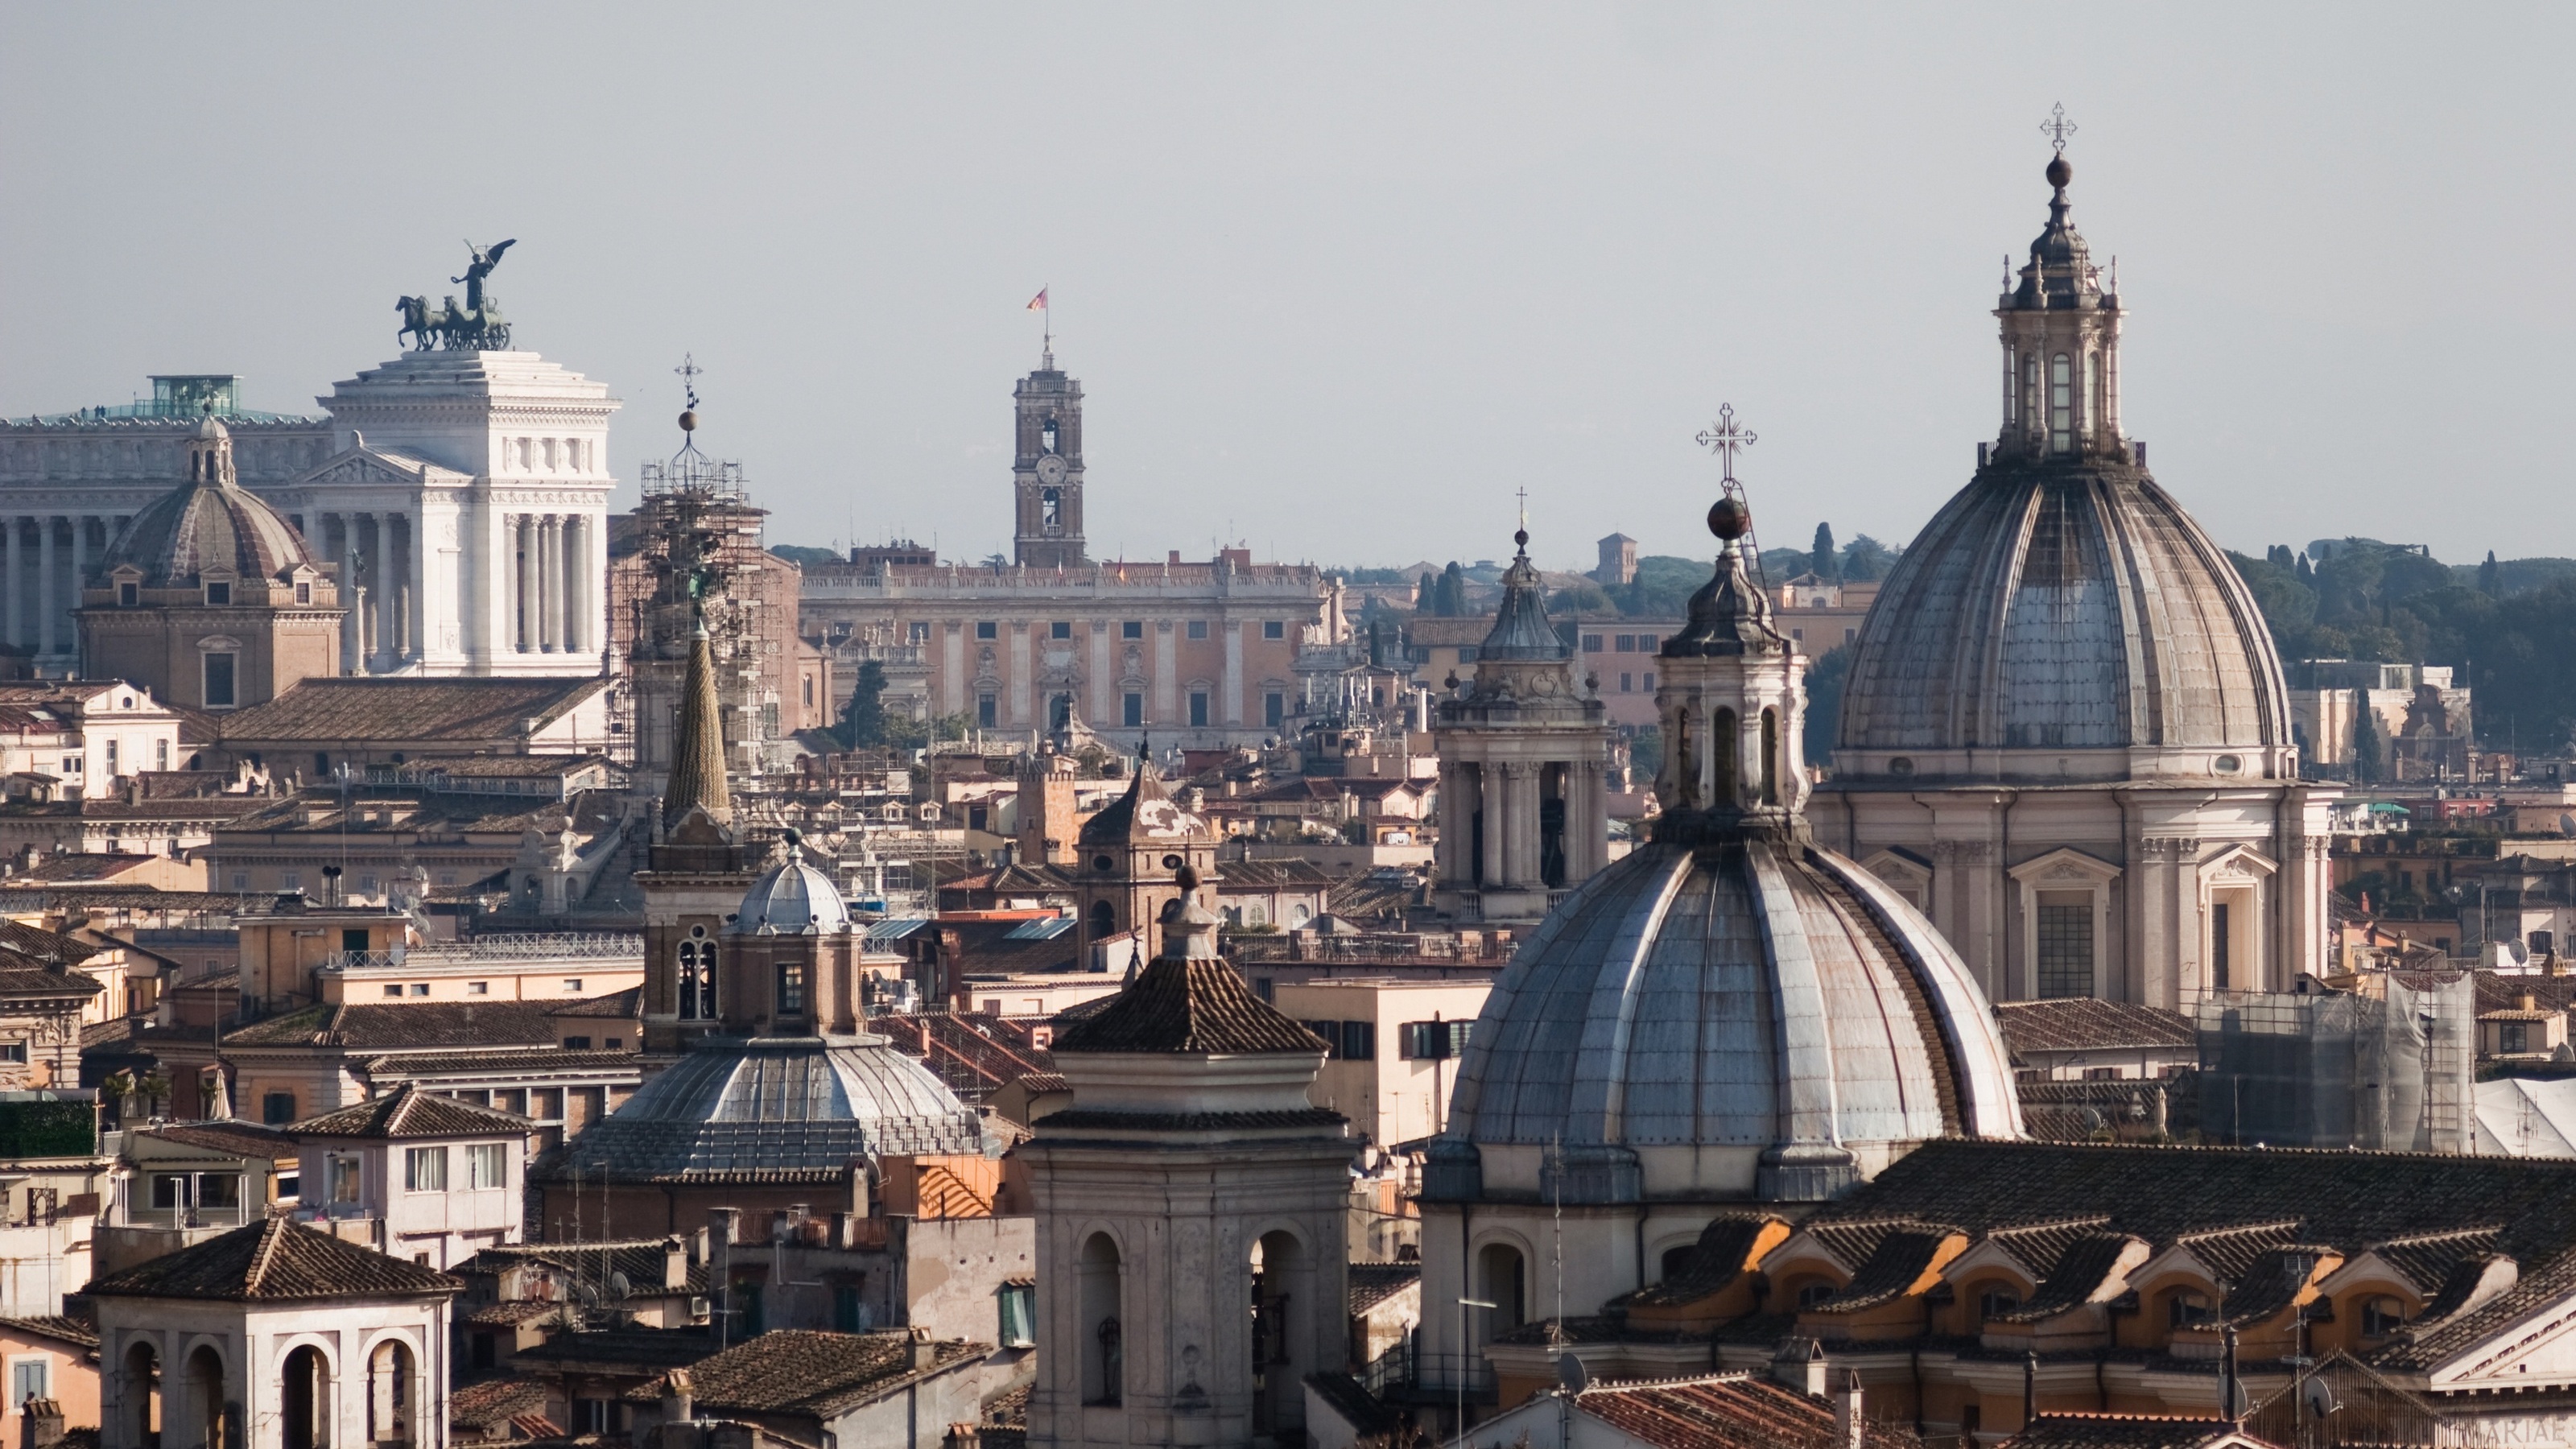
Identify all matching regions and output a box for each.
[1811,522,1839,580]
[2479,550,2502,597]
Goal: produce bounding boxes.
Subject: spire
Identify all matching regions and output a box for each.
[1652,407,1810,835]
[661,617,733,832]
[188,400,237,490]
[1996,107,2124,459]
[1476,518,1567,663]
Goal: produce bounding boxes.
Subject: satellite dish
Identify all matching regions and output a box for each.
[2303,1377,2342,1418]
[1558,1353,1589,1393]
[605,1271,632,1302]
[2226,1380,2255,1418]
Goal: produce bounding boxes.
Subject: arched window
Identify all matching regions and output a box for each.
[678,926,716,1020]
[1080,1233,1123,1406]
[2086,351,2103,444]
[365,1340,417,1446]
[1041,486,1062,529]
[2050,353,2074,452]
[1476,1242,1526,1331]
[1041,415,1061,455]
[1089,900,1117,939]
[123,1342,161,1449]
[1659,1244,1698,1282]
[1760,708,1780,806]
[777,960,807,1016]
[2022,353,2040,436]
[1711,708,1739,806]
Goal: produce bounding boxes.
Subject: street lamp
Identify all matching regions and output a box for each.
[1456,1294,1496,1443]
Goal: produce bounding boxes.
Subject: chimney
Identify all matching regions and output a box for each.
[943,1426,981,1449]
[662,1369,693,1424]
[1769,1337,1827,1396]
[910,1326,939,1369]
[19,1398,61,1449]
[708,1207,739,1257]
[663,1236,688,1291]
[1833,1370,1863,1449]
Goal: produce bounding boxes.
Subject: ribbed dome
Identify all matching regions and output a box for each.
[559,1034,984,1179]
[104,468,316,588]
[1835,458,2289,762]
[1442,829,2021,1202]
[732,836,849,935]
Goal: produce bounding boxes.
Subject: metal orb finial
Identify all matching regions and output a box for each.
[1708,497,1752,541]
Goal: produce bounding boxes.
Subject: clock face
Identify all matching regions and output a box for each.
[1035,454,1069,485]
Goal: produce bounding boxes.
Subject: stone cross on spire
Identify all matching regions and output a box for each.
[2041,101,2077,154]
[1695,403,1757,485]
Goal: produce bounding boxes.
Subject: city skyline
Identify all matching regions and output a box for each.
[4,6,2567,568]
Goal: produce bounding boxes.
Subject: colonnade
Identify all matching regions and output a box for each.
[309,511,413,674]
[1436,755,1611,894]
[0,514,128,658]
[503,512,596,657]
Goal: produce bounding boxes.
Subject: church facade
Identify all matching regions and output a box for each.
[1818,148,2334,1009]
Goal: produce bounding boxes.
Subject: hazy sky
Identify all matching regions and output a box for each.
[5,6,2568,572]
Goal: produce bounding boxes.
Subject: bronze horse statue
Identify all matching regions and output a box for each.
[395,295,448,351]
[394,292,510,352]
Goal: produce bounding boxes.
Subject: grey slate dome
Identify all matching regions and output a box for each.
[105,412,317,588]
[1834,460,2289,758]
[560,1034,984,1177]
[730,830,849,935]
[1442,832,2023,1201]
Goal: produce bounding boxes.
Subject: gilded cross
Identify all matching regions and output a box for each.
[1694,403,1757,482]
[2041,102,2077,155]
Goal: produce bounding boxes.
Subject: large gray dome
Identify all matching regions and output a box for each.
[1835,458,2289,766]
[1440,829,2021,1202]
[559,1034,983,1179]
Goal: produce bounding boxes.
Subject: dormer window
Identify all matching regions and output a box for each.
[204,581,231,606]
[118,583,138,608]
[295,581,311,604]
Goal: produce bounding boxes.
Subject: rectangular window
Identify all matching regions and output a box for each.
[1051,620,1072,639]
[60,756,77,775]
[907,621,930,643]
[204,581,230,605]
[157,738,170,770]
[1122,620,1144,639]
[467,1142,509,1191]
[1642,671,1655,691]
[2050,353,2074,452]
[977,694,997,729]
[330,1155,361,1203]
[1189,692,1210,728]
[382,985,403,998]
[1400,1021,1474,1059]
[151,1174,186,1210]
[564,1035,592,1051]
[778,962,807,1013]
[105,739,118,774]
[1619,673,1633,693]
[1340,1020,1376,1060]
[1265,692,1286,729]
[1582,634,1604,653]
[2504,1022,2532,1055]
[1456,646,1477,663]
[563,979,583,993]
[13,1360,47,1406]
[203,652,237,708]
[263,1091,296,1125]
[2035,893,2094,999]
[997,1282,1036,1348]
[196,1174,240,1209]
[0,1043,23,1066]
[1615,635,1635,652]
[467,981,489,996]
[1263,620,1286,640]
[295,580,312,604]
[2212,901,2231,990]
[976,621,997,640]
[1187,620,1209,640]
[405,1146,448,1192]
[118,582,138,608]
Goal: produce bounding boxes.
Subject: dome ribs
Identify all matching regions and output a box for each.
[1799,852,1964,1137]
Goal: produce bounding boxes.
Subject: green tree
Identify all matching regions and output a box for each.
[1415,572,1436,613]
[1839,535,1898,582]
[2479,550,2503,597]
[1434,563,1468,616]
[1811,522,1839,580]
[836,661,889,747]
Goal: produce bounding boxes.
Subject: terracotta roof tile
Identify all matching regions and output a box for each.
[86,1219,460,1302]
[290,1083,532,1138]
[1348,1262,1420,1315]
[134,1121,297,1159]
[1050,957,1329,1056]
[2006,1414,2256,1448]
[1994,998,2196,1055]
[224,1001,559,1051]
[1571,1373,1919,1449]
[674,1330,983,1419]
[217,677,612,746]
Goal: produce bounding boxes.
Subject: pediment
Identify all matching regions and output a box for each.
[2008,846,2124,886]
[291,445,470,489]
[2200,843,2280,881]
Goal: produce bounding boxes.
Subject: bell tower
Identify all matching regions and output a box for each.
[1995,114,2125,463]
[1012,350,1088,568]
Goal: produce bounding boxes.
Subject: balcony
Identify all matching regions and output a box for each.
[322,933,645,972]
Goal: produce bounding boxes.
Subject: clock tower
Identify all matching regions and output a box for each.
[1012,350,1088,568]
